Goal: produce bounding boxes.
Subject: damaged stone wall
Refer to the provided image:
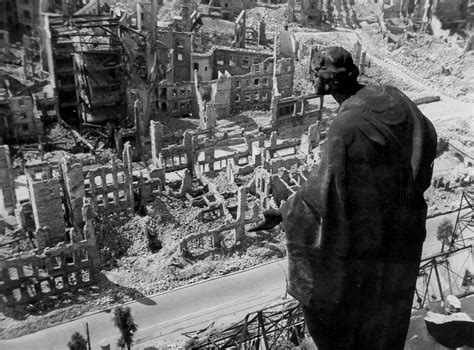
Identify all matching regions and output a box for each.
[8,95,44,142]
[0,202,98,306]
[270,93,323,137]
[84,158,133,216]
[202,0,257,20]
[231,59,276,113]
[234,10,246,48]
[179,187,261,255]
[155,30,193,83]
[195,56,294,118]
[211,46,272,79]
[152,81,197,119]
[25,163,65,244]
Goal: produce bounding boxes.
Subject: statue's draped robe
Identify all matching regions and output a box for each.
[280,85,437,349]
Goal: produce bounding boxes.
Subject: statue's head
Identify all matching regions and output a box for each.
[310,46,359,96]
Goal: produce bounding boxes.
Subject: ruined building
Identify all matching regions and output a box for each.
[47,15,126,125]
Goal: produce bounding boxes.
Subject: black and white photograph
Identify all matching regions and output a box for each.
[0,0,473,349]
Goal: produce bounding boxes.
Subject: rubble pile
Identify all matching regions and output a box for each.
[357,22,474,101]
[0,0,473,343]
[246,2,289,34]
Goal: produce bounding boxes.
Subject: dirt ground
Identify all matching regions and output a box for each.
[1,0,473,341]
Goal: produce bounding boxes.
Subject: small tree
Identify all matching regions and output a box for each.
[67,331,87,350]
[437,218,454,251]
[113,306,138,350]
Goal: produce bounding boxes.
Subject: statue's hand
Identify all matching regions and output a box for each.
[248,209,283,232]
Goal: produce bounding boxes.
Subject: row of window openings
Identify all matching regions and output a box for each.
[6,270,91,301]
[216,55,268,70]
[88,173,126,188]
[158,87,193,99]
[235,77,269,89]
[95,191,127,206]
[158,100,192,113]
[235,91,269,103]
[2,251,89,281]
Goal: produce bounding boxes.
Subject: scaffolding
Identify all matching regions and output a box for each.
[187,300,306,349]
[415,191,474,309]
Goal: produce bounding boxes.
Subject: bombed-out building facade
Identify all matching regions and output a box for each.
[0,0,332,307]
[0,0,385,309]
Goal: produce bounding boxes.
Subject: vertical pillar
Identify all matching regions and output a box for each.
[27,172,65,242]
[0,145,16,215]
[62,160,85,230]
[234,187,247,243]
[150,121,164,168]
[184,130,194,175]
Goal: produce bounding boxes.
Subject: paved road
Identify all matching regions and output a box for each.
[1,211,471,349]
[0,260,288,350]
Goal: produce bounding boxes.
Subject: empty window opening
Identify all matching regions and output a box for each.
[68,273,78,286]
[94,176,102,187]
[160,88,167,99]
[105,173,113,186]
[26,284,36,297]
[55,276,64,290]
[40,281,51,293]
[81,269,91,282]
[8,267,19,280]
[13,288,22,301]
[79,249,89,262]
[117,172,125,183]
[161,102,168,112]
[52,256,62,269]
[23,264,34,277]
